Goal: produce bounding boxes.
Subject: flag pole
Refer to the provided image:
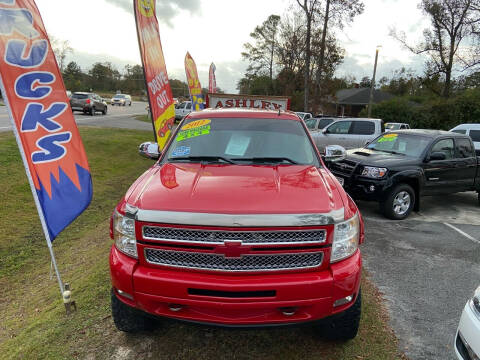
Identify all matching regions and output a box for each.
[0,75,64,297]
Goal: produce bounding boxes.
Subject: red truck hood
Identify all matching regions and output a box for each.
[125,163,344,215]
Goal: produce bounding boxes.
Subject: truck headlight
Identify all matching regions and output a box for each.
[362,166,387,178]
[471,286,480,316]
[331,213,359,263]
[113,210,137,258]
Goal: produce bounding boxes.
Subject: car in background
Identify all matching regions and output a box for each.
[295,112,313,121]
[454,285,480,360]
[328,130,480,219]
[305,117,337,132]
[66,90,72,98]
[70,92,107,115]
[111,94,132,106]
[450,123,480,155]
[175,101,192,120]
[311,118,385,152]
[385,122,410,131]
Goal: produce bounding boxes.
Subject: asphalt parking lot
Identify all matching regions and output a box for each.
[359,192,480,360]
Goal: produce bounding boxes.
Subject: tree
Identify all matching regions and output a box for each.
[359,76,371,88]
[62,61,84,91]
[391,0,480,98]
[122,64,145,94]
[296,0,320,111]
[241,15,281,92]
[51,37,73,72]
[88,62,121,91]
[313,0,364,103]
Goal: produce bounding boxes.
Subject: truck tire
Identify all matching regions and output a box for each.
[321,290,361,340]
[90,107,95,116]
[381,183,415,220]
[102,106,107,115]
[111,290,156,333]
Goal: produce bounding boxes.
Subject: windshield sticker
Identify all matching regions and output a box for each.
[181,119,211,131]
[378,134,398,143]
[225,134,251,156]
[176,125,211,142]
[171,146,191,157]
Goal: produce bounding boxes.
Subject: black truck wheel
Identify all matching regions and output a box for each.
[90,107,95,116]
[320,290,361,341]
[111,290,156,333]
[381,183,415,220]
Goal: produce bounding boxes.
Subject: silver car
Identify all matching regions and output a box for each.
[305,117,337,132]
[311,118,384,152]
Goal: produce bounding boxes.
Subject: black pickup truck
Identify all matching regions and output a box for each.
[328,130,480,219]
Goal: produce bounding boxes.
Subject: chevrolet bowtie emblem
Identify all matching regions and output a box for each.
[214,241,251,258]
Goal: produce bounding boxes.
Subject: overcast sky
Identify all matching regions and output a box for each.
[36,0,429,93]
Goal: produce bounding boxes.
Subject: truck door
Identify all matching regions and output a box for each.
[323,120,352,148]
[454,138,477,190]
[423,138,458,195]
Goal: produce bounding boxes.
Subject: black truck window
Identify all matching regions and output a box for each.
[455,138,475,158]
[430,139,454,159]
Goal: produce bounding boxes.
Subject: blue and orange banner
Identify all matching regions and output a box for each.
[0,0,92,242]
[185,52,205,111]
[208,62,217,94]
[134,0,175,150]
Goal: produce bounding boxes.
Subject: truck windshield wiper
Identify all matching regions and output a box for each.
[232,157,299,164]
[168,156,237,164]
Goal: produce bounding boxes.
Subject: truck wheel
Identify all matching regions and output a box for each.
[320,290,361,341]
[381,184,415,220]
[102,106,107,115]
[111,290,156,333]
[90,107,95,116]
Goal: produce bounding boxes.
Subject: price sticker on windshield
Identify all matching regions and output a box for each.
[378,134,398,143]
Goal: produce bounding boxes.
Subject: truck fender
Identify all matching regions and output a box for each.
[386,170,424,211]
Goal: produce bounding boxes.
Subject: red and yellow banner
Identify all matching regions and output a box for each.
[208,62,217,93]
[134,0,175,150]
[185,52,205,111]
[0,0,92,241]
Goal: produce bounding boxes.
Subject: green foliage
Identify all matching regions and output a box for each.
[362,88,480,129]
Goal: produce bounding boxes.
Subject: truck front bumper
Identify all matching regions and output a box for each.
[110,245,362,326]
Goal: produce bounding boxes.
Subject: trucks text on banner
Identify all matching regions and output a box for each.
[184,52,205,111]
[134,0,175,150]
[0,0,92,242]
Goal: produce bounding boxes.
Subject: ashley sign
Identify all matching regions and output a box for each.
[207,94,291,111]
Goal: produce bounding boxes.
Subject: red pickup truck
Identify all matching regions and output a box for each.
[109,106,364,340]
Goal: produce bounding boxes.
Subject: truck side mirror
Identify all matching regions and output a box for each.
[428,152,446,161]
[139,141,160,160]
[324,145,346,163]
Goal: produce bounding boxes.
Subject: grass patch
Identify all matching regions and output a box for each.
[0,127,404,359]
[135,114,152,123]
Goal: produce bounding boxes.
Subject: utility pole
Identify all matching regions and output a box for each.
[368,46,381,118]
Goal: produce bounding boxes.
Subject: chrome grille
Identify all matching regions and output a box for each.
[142,227,326,245]
[144,249,324,272]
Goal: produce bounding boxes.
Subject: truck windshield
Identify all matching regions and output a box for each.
[366,133,430,157]
[165,117,319,166]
